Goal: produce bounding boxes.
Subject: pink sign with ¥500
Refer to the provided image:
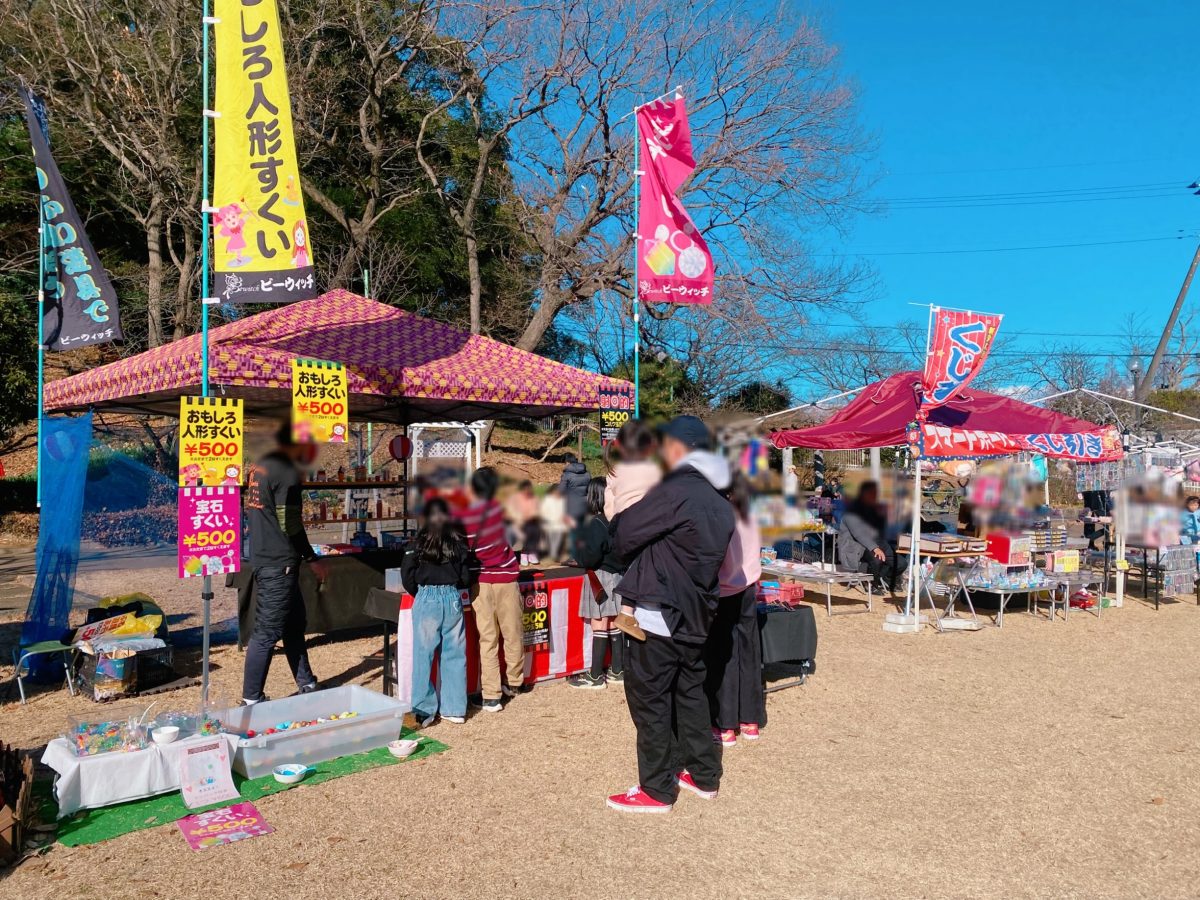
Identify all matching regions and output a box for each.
[178,802,272,851]
[178,486,241,579]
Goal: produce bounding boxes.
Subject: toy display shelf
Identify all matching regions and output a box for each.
[302,481,406,489]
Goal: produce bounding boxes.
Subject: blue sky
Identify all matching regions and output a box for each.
[807,2,1199,376]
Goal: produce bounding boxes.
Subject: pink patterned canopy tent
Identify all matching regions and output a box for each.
[45,290,630,423]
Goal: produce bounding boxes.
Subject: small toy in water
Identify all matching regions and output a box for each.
[198,713,223,736]
[73,721,144,756]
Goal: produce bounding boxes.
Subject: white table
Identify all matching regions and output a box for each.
[762,564,873,617]
[42,732,238,817]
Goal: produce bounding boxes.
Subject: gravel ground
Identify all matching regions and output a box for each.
[2,568,1199,899]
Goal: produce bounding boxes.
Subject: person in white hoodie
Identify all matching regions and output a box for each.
[603,419,662,642]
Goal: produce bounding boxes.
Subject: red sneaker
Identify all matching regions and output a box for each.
[677,770,718,800]
[740,723,761,741]
[606,786,673,814]
[712,728,737,748]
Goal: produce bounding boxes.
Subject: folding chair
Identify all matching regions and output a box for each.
[12,641,77,705]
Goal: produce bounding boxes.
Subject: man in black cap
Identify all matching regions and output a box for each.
[242,421,320,704]
[606,415,735,813]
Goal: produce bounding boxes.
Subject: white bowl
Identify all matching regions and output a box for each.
[151,726,180,745]
[387,739,419,759]
[272,764,311,785]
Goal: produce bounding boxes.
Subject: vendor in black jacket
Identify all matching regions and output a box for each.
[605,415,735,814]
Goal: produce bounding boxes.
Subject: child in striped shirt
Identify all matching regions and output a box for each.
[460,467,526,712]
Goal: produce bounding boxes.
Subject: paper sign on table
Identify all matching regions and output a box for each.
[178,802,272,850]
[291,358,348,443]
[599,383,634,446]
[520,577,550,649]
[178,486,241,579]
[178,396,244,487]
[179,738,240,809]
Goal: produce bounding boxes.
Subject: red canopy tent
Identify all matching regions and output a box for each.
[45,289,630,423]
[769,371,1121,462]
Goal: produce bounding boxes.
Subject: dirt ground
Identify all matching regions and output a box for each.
[3,568,1200,899]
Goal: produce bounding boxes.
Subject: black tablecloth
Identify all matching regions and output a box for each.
[228,550,407,646]
[757,604,817,665]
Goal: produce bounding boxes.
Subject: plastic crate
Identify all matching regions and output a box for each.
[76,646,175,702]
[210,685,408,779]
[758,581,805,606]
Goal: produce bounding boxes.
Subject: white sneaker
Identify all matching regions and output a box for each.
[442,715,465,725]
[418,714,437,727]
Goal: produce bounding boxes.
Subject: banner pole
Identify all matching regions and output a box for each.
[36,220,45,511]
[201,0,212,401]
[200,0,214,707]
[632,106,641,418]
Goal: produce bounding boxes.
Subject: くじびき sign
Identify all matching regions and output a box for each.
[291,358,348,443]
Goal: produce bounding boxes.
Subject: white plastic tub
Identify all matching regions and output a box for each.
[211,685,408,779]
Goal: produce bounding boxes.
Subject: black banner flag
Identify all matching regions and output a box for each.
[20,85,122,350]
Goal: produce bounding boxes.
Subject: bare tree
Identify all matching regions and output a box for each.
[463,0,873,357]
[411,1,563,333]
[4,0,202,347]
[284,0,437,289]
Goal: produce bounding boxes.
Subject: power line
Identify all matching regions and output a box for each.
[817,234,1190,257]
[884,181,1179,202]
[884,192,1185,210]
[583,325,1200,361]
[886,159,1180,177]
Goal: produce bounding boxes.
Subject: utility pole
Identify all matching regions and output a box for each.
[1137,182,1200,403]
[1137,240,1200,403]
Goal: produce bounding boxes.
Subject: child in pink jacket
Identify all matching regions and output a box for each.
[604,420,661,640]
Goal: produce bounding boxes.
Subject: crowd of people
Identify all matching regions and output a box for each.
[402,414,769,813]
[241,414,768,814]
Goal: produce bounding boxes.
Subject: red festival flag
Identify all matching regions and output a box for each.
[921,307,1003,410]
[636,97,714,305]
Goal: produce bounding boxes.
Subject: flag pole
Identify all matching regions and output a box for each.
[199,0,215,707]
[632,107,641,418]
[36,210,45,511]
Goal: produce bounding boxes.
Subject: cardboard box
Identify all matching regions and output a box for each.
[0,745,33,865]
[1046,550,1079,573]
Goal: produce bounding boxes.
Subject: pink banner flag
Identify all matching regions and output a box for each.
[636,97,714,305]
[921,307,1003,410]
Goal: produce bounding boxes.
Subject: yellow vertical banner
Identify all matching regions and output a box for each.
[212,0,316,304]
[178,397,245,486]
[291,359,348,443]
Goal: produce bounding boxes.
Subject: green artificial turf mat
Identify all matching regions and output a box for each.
[39,730,447,847]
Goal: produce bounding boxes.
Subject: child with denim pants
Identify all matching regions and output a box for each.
[402,498,475,727]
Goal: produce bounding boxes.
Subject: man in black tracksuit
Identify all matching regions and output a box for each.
[608,416,735,812]
[242,423,320,704]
